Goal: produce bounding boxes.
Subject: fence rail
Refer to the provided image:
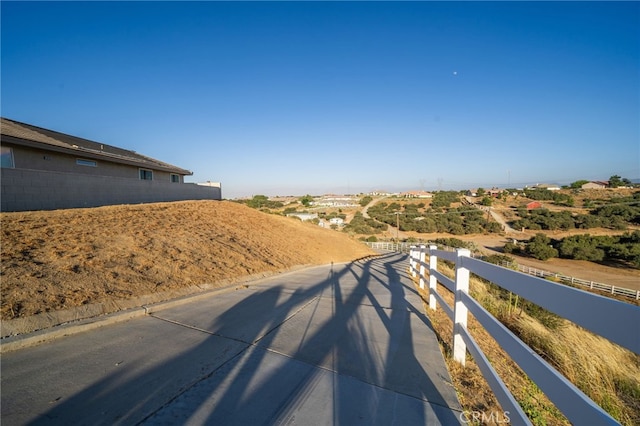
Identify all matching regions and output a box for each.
[366,241,640,301]
[364,241,414,253]
[499,261,640,300]
[408,244,639,426]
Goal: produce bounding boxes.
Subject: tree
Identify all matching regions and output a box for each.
[525,233,558,260]
[359,196,373,207]
[570,180,589,189]
[246,195,268,208]
[299,194,313,207]
[480,196,493,206]
[609,175,623,188]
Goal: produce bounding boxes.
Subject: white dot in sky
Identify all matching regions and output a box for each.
[453,71,458,75]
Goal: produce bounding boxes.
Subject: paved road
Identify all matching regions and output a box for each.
[1,253,462,425]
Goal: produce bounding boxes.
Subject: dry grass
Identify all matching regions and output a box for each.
[414,263,640,425]
[508,316,640,425]
[1,200,375,320]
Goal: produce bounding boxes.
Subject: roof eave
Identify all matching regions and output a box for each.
[2,135,192,175]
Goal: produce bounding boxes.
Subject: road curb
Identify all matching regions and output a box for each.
[0,260,382,353]
[0,283,254,353]
[0,263,336,353]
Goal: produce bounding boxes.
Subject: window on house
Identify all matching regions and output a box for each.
[170,174,180,183]
[76,158,97,167]
[139,169,153,180]
[1,147,14,168]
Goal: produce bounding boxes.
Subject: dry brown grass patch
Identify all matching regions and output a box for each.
[414,262,639,425]
[1,200,375,320]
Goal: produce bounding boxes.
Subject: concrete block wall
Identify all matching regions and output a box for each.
[1,168,222,212]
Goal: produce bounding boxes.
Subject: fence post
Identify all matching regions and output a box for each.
[409,246,417,277]
[428,245,438,310]
[453,248,471,366]
[418,245,426,290]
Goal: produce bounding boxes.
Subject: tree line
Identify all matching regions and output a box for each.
[365,192,502,235]
[512,191,640,231]
[504,231,640,268]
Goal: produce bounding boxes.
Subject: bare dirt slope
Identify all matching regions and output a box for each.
[1,201,375,321]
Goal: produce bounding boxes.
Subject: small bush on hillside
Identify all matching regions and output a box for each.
[503,241,521,254]
[483,254,515,266]
[525,234,559,260]
[359,196,373,207]
[342,212,386,235]
[434,237,468,249]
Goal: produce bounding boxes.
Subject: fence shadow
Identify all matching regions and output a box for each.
[31,253,460,425]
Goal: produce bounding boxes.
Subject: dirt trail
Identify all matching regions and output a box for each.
[1,201,375,320]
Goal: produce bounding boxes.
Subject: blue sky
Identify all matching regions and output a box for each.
[2,1,639,198]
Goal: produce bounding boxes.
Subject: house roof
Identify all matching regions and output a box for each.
[1,117,192,175]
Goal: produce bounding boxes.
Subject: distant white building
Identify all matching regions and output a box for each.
[329,217,344,225]
[198,181,222,189]
[287,213,318,221]
[314,195,358,208]
[400,190,433,198]
[368,190,392,196]
[530,183,561,191]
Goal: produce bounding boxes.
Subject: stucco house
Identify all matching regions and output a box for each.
[581,181,609,189]
[1,117,221,211]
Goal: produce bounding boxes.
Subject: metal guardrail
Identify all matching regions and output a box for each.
[408,245,639,426]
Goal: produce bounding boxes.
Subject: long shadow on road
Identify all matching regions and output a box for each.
[25,253,461,425]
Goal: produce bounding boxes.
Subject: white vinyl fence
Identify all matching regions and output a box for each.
[409,244,639,426]
[364,241,414,253]
[366,241,640,301]
[499,261,640,300]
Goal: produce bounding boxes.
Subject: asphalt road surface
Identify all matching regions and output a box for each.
[1,253,462,425]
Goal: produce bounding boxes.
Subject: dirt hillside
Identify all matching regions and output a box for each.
[1,201,375,321]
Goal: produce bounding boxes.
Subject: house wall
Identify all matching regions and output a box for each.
[1,168,221,212]
[6,144,181,182]
[582,182,606,189]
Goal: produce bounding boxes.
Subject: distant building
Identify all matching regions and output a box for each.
[530,183,561,191]
[581,181,609,189]
[487,188,504,198]
[287,212,318,221]
[368,190,391,196]
[400,190,433,198]
[329,217,344,225]
[198,181,222,189]
[314,195,358,208]
[467,188,503,198]
[526,201,543,210]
